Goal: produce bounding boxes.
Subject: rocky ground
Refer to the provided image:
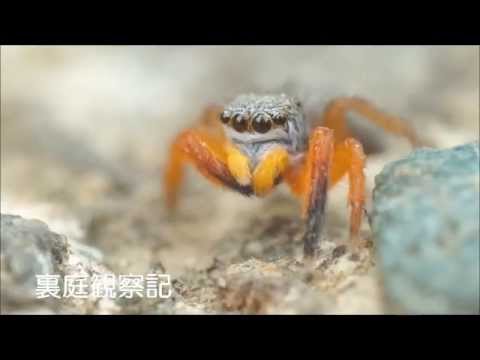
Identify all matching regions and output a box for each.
[1,46,479,314]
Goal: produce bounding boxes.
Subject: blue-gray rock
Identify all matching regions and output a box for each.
[372,141,479,314]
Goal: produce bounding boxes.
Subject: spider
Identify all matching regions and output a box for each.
[163,94,418,258]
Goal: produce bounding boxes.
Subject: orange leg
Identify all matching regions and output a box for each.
[284,129,367,256]
[319,97,420,146]
[329,138,366,248]
[164,129,254,209]
[284,127,335,257]
[164,106,253,210]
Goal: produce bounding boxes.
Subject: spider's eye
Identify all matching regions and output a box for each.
[232,114,249,133]
[273,114,287,126]
[220,111,231,124]
[252,114,272,133]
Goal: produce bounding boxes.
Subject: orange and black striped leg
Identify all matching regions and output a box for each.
[329,138,367,250]
[164,129,253,211]
[319,97,420,146]
[285,127,335,258]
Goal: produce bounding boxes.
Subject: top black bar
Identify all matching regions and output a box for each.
[1,6,479,45]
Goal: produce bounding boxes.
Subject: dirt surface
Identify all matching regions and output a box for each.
[1,46,478,314]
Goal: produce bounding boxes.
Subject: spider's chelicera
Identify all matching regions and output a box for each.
[164,93,418,258]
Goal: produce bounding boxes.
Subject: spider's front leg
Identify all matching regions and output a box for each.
[285,127,367,258]
[164,107,253,210]
[285,127,335,258]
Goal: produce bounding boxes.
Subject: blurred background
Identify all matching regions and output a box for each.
[2,46,478,171]
[1,46,478,314]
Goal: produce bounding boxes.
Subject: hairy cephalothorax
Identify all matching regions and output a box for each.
[220,94,308,169]
[164,93,418,258]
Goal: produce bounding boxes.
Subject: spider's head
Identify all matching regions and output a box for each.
[219,94,306,150]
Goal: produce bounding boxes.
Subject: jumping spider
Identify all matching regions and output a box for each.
[164,94,418,258]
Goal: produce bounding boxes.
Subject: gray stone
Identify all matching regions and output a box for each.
[372,141,479,314]
[1,214,70,305]
[1,213,176,314]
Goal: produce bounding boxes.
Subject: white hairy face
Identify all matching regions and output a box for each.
[219,94,308,153]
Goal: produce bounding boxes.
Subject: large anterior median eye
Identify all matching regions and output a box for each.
[252,114,272,133]
[233,114,249,133]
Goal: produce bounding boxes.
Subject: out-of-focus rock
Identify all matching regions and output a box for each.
[372,141,480,314]
[0,214,121,314]
[1,214,69,307]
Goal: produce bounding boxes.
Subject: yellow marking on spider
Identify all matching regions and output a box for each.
[226,144,252,186]
[253,147,290,196]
